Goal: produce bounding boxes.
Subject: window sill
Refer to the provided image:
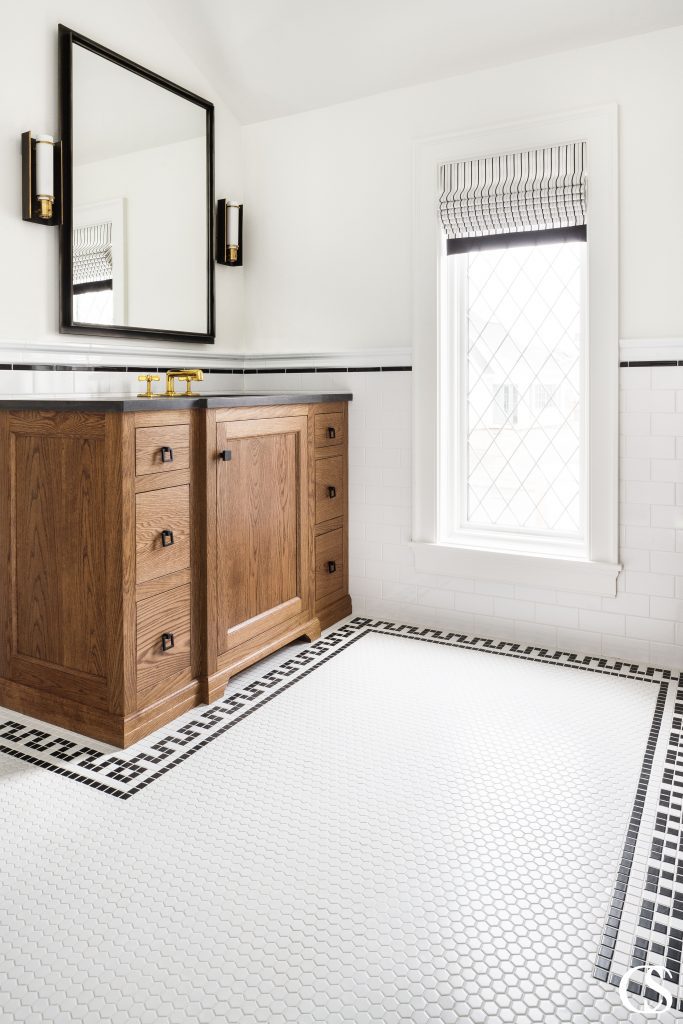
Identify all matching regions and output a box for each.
[411,542,621,597]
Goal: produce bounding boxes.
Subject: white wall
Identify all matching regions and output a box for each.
[0,0,244,355]
[242,25,683,353]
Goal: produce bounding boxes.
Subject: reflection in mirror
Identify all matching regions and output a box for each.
[71,42,209,334]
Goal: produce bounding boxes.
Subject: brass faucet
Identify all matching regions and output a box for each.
[164,368,204,397]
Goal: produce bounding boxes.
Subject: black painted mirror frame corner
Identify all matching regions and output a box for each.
[57,24,216,345]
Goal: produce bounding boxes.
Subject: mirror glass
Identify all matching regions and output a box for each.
[65,35,212,339]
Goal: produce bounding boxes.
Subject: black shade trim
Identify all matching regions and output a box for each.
[447,225,587,255]
[73,279,113,295]
[620,360,682,368]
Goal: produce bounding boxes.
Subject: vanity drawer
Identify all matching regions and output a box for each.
[136,484,190,584]
[314,528,345,604]
[315,455,344,524]
[135,424,190,477]
[314,411,344,450]
[136,584,191,701]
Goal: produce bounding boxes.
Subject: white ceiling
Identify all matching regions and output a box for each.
[156,0,683,123]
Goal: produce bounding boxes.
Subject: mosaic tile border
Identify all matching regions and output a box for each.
[0,616,678,802]
[594,675,683,1013]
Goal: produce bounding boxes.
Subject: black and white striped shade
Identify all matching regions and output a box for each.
[439,142,587,252]
[72,222,113,285]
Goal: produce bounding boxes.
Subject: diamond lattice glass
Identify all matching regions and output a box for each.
[463,241,583,536]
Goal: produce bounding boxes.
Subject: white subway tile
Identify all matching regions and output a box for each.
[0,370,34,394]
[602,592,650,616]
[623,434,676,460]
[494,597,535,621]
[650,596,683,620]
[364,559,399,582]
[619,458,651,482]
[365,446,401,468]
[619,367,651,390]
[475,580,515,598]
[473,615,515,642]
[650,550,683,575]
[515,585,557,604]
[621,570,675,598]
[381,581,418,603]
[622,389,675,412]
[620,412,651,436]
[513,622,558,648]
[652,460,683,483]
[650,506,682,529]
[453,592,494,616]
[578,609,626,636]
[651,413,683,436]
[625,481,676,506]
[626,616,675,643]
[534,604,578,628]
[624,526,676,552]
[417,587,455,610]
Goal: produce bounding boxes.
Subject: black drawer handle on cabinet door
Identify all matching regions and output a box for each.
[327,560,337,574]
[161,632,175,652]
[161,529,174,547]
[327,485,337,499]
[326,426,336,439]
[219,450,232,461]
[160,446,174,463]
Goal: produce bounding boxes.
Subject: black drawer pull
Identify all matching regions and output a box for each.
[161,632,175,652]
[160,445,174,463]
[326,426,336,439]
[327,560,337,574]
[219,449,232,461]
[327,485,337,499]
[161,529,174,547]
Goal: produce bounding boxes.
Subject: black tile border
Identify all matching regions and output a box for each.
[593,679,669,983]
[0,616,677,804]
[0,362,413,374]
[620,360,683,368]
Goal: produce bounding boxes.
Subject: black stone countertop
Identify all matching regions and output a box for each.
[0,391,353,412]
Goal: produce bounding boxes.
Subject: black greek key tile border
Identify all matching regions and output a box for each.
[0,617,677,802]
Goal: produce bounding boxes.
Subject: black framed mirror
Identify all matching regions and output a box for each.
[58,25,215,344]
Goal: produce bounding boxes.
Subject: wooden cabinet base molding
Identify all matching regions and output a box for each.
[0,400,350,747]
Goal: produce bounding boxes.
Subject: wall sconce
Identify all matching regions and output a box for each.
[216,199,243,266]
[22,131,61,225]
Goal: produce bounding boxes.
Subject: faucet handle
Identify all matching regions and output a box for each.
[137,374,160,398]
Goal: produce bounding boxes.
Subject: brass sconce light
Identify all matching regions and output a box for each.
[22,131,61,225]
[216,199,243,265]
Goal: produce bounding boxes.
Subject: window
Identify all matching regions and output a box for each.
[444,237,586,557]
[412,109,620,595]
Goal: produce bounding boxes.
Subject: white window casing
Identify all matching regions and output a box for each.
[412,106,620,596]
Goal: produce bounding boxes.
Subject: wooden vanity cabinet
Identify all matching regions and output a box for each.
[0,400,351,747]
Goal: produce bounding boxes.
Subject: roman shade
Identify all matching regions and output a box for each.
[72,222,113,287]
[439,141,587,254]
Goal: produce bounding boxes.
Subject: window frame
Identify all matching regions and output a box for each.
[412,107,620,596]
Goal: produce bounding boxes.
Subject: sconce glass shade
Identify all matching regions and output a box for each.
[35,134,55,200]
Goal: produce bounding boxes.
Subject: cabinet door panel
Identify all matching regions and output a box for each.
[216,416,308,655]
[14,433,106,677]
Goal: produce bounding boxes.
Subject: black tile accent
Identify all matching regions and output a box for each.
[0,618,676,808]
[0,362,413,375]
[620,360,683,368]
